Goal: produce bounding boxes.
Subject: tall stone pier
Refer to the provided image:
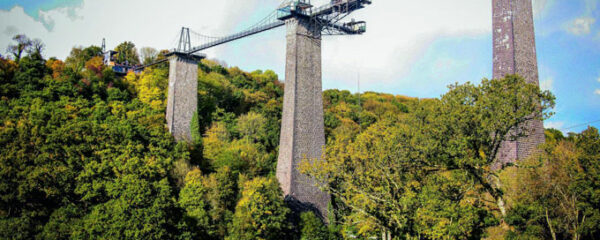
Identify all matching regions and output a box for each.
[493,0,545,166]
[166,52,204,142]
[276,17,330,219]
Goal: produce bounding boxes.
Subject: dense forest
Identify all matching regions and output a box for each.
[0,35,598,240]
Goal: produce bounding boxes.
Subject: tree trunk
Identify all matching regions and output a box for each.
[381,229,392,240]
[545,208,557,240]
[496,195,507,217]
[487,172,507,218]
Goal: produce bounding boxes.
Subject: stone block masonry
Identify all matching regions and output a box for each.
[493,0,545,166]
[166,53,204,142]
[276,17,330,220]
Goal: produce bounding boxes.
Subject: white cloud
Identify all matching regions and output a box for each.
[1,0,492,93]
[566,17,596,35]
[532,0,556,19]
[318,0,491,89]
[544,121,570,135]
[540,77,554,91]
[584,0,598,15]
[565,0,597,36]
[595,75,600,96]
[0,0,266,59]
[544,121,564,130]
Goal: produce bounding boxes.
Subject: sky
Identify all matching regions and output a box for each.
[0,0,598,134]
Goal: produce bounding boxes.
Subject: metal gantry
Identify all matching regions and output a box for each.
[276,0,370,35]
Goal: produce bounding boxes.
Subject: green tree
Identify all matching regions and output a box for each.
[127,67,169,110]
[139,47,158,65]
[227,177,290,240]
[506,127,600,240]
[237,112,268,143]
[0,56,18,96]
[300,211,328,240]
[65,45,103,72]
[178,169,211,239]
[0,41,189,239]
[6,34,32,61]
[301,75,554,238]
[28,38,45,57]
[178,166,240,239]
[114,41,140,65]
[205,166,239,238]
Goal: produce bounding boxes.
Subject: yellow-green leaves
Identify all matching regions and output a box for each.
[303,75,554,238]
[227,177,289,240]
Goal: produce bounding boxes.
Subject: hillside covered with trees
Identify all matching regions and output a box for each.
[1,36,599,240]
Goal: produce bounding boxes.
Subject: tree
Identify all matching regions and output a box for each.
[6,34,31,61]
[300,211,328,240]
[237,112,268,143]
[178,169,211,239]
[0,56,17,82]
[203,122,231,163]
[301,75,554,238]
[204,166,239,238]
[45,58,65,79]
[227,177,290,240]
[0,43,189,239]
[65,45,102,72]
[135,67,169,110]
[28,38,45,57]
[84,56,104,76]
[139,47,158,65]
[114,41,140,65]
[506,127,600,240]
[0,56,18,98]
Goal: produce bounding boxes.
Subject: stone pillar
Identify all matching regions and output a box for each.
[166,52,203,142]
[493,0,545,166]
[276,17,330,219]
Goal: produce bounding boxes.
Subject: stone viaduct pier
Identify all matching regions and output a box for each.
[493,0,545,166]
[165,52,205,142]
[276,16,329,218]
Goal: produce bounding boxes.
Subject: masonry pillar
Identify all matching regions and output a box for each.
[493,0,545,166]
[166,52,204,142]
[276,17,330,219]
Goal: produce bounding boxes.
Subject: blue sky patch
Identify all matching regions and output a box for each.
[0,0,83,29]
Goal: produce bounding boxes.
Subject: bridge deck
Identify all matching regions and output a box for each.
[187,22,285,55]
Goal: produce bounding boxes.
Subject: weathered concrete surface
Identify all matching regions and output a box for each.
[166,53,201,142]
[276,17,330,219]
[493,0,545,167]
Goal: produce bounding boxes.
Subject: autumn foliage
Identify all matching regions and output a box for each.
[1,36,599,240]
